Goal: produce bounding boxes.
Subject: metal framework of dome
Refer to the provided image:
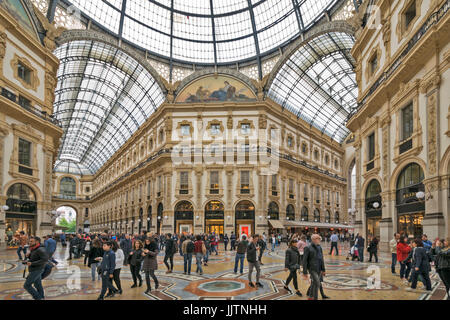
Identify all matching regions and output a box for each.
[53,40,165,175]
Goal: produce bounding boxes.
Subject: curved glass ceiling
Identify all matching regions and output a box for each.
[268,32,356,143]
[53,40,165,175]
[66,0,338,64]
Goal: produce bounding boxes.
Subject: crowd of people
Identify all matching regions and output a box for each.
[9,228,450,300]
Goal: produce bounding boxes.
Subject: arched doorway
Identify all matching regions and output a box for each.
[235,200,255,238]
[157,203,163,235]
[286,204,295,221]
[301,207,309,221]
[138,208,143,234]
[365,179,382,238]
[5,183,37,235]
[147,205,152,232]
[55,206,77,233]
[396,163,425,238]
[205,200,224,236]
[174,201,194,234]
[60,177,76,199]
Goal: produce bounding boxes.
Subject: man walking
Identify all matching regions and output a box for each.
[182,236,194,275]
[257,236,266,265]
[356,234,365,262]
[234,235,248,274]
[329,231,339,256]
[390,233,400,274]
[230,232,236,251]
[17,231,28,261]
[164,233,175,273]
[44,235,58,265]
[302,234,326,300]
[247,234,263,288]
[120,234,132,266]
[23,236,48,300]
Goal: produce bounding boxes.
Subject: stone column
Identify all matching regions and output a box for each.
[353,138,364,236]
[0,127,8,241]
[379,115,392,251]
[422,74,444,239]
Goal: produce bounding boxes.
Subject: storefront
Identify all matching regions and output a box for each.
[157,203,163,234]
[396,163,425,238]
[205,200,224,236]
[365,179,382,238]
[5,183,37,236]
[174,201,194,234]
[267,202,279,234]
[235,200,255,237]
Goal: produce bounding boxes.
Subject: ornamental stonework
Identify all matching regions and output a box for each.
[426,92,438,176]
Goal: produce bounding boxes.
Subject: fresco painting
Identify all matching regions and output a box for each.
[176,75,256,103]
[0,0,36,38]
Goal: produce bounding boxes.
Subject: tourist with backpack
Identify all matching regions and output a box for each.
[182,236,195,275]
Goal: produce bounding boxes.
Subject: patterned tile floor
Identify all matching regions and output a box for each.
[0,242,447,300]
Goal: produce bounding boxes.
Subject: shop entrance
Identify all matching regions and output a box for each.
[5,183,37,236]
[235,200,255,238]
[205,200,224,236]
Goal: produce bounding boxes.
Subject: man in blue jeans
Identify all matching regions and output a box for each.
[182,236,194,275]
[23,236,48,300]
[390,233,400,274]
[329,232,339,256]
[234,235,248,274]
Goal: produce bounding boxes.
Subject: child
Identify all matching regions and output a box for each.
[350,245,359,261]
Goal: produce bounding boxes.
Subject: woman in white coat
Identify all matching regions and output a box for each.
[107,240,124,297]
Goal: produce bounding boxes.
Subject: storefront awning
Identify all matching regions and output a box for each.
[283,220,354,230]
[269,219,285,229]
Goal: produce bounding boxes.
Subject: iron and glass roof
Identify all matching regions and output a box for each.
[65,0,339,65]
[268,32,356,143]
[53,40,165,175]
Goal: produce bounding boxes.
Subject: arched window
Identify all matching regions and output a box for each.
[268,201,279,220]
[325,210,331,223]
[366,179,381,198]
[301,207,308,221]
[286,204,295,220]
[60,177,76,199]
[335,212,340,224]
[313,208,320,222]
[6,183,37,213]
[396,163,424,189]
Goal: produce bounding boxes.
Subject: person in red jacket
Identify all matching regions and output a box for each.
[397,235,412,282]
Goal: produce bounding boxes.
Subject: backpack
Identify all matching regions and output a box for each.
[186,241,195,254]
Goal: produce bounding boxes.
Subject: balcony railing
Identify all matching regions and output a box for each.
[1,86,62,127]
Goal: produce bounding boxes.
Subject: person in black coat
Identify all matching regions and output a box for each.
[302,234,328,300]
[435,238,450,299]
[368,236,379,263]
[230,232,237,251]
[97,241,117,300]
[120,234,132,266]
[223,234,229,251]
[284,239,302,297]
[257,237,266,265]
[128,240,144,288]
[164,234,176,273]
[23,236,48,300]
[408,239,432,291]
[247,235,263,288]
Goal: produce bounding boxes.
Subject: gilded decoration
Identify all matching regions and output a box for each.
[160,77,181,103]
[175,75,256,103]
[10,54,39,91]
[206,120,224,136]
[0,31,6,74]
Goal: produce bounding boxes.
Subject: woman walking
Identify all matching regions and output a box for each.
[107,240,124,296]
[128,240,144,288]
[284,239,302,297]
[87,239,103,281]
[142,237,159,294]
[397,235,412,283]
[435,238,450,299]
[83,236,91,265]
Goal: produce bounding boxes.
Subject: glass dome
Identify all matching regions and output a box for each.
[65,0,339,64]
